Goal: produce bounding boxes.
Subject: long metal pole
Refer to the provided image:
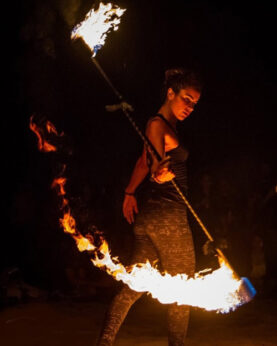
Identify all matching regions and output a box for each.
[91,57,237,275]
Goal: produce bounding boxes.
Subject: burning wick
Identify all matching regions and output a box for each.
[71,2,126,57]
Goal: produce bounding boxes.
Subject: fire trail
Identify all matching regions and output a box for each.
[28,1,256,315]
[70,1,256,307]
[30,113,253,313]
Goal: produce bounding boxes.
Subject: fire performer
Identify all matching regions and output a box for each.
[97,68,202,346]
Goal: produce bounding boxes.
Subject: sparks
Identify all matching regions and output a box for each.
[71,2,126,57]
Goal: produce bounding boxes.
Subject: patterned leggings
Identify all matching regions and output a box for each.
[96,200,195,346]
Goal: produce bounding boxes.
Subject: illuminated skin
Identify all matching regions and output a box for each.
[123,86,201,224]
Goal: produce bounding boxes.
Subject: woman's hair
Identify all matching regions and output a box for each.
[161,67,203,102]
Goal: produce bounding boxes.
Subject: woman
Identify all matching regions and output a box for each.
[97,68,202,346]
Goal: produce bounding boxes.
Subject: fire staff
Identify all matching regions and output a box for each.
[97,68,203,346]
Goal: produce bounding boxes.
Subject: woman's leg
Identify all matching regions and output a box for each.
[165,223,195,346]
[96,230,158,346]
[146,209,195,346]
[96,285,143,346]
[167,305,191,346]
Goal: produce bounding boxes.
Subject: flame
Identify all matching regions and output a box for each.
[32,117,250,313]
[71,2,126,57]
[52,177,96,252]
[52,176,244,313]
[92,247,242,312]
[46,121,59,135]
[30,116,57,152]
[51,177,66,196]
[30,116,63,152]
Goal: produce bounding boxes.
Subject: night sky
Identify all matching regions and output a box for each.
[4,0,277,290]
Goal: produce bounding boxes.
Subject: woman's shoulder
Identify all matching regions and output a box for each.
[146,115,167,132]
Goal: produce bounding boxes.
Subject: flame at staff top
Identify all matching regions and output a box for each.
[71,2,126,57]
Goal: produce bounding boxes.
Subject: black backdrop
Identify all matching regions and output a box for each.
[3,0,277,291]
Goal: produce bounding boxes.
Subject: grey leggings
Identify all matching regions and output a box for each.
[97,200,195,346]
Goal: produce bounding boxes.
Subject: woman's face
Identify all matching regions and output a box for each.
[167,87,201,121]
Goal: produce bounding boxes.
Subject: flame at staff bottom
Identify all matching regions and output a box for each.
[52,176,246,313]
[93,241,243,312]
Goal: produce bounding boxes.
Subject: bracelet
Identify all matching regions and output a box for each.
[124,191,135,196]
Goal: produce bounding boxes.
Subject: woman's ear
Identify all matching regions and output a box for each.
[167,88,175,100]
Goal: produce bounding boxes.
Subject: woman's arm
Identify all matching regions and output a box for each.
[124,148,149,195]
[146,119,175,183]
[123,118,174,223]
[123,148,149,224]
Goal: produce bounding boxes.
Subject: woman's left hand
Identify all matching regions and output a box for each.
[123,194,139,224]
[152,156,175,183]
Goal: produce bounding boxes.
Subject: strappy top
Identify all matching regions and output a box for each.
[139,114,189,205]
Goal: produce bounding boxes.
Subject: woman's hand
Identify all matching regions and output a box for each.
[123,194,139,224]
[152,156,175,183]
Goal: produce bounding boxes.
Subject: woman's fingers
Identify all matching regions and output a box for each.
[127,207,136,224]
[123,206,132,224]
[124,209,133,224]
[152,156,175,183]
[123,195,138,224]
[129,211,134,224]
[154,167,175,183]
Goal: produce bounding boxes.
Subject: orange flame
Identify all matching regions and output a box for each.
[52,175,243,312]
[30,116,57,152]
[32,117,248,313]
[51,177,96,252]
[29,115,63,152]
[52,177,66,196]
[91,244,242,312]
[46,121,59,135]
[71,2,126,57]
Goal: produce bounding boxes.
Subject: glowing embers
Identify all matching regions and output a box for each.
[71,2,126,57]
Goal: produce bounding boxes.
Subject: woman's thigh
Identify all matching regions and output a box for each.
[134,203,195,276]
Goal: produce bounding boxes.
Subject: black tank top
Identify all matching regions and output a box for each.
[139,114,189,204]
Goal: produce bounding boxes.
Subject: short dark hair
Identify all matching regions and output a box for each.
[161,67,203,102]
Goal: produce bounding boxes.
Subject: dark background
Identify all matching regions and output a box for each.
[3,0,277,297]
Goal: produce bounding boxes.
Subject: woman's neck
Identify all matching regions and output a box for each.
[158,104,177,128]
